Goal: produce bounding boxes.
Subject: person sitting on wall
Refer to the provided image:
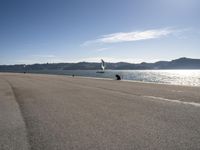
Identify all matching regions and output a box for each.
[115,74,121,80]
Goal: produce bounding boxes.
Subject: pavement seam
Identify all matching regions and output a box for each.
[4,78,32,150]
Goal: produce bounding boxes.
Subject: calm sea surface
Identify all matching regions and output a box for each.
[30,70,200,87]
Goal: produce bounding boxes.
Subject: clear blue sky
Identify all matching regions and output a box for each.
[0,0,200,64]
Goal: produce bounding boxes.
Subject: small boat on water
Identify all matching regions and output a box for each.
[96,59,105,73]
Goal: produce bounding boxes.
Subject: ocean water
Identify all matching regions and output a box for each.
[30,70,200,87]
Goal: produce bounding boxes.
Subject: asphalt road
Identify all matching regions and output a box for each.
[0,73,200,150]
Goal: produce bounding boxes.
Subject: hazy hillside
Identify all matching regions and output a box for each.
[0,57,200,72]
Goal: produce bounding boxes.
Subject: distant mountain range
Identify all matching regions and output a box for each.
[0,57,200,72]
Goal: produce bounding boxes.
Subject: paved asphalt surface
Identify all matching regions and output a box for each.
[0,73,200,150]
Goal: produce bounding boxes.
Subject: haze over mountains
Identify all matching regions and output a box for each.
[0,57,200,72]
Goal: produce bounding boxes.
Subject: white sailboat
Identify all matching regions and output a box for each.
[96,59,105,73]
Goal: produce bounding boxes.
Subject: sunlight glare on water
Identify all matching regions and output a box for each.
[120,70,200,86]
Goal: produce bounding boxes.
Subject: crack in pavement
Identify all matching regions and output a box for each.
[4,78,32,150]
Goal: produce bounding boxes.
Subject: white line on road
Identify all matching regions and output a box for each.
[144,96,200,107]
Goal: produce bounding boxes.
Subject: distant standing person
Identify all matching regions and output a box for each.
[23,64,26,74]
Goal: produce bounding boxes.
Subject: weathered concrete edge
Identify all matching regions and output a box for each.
[0,78,30,150]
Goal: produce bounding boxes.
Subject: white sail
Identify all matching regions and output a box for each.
[96,59,105,73]
[101,59,105,71]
